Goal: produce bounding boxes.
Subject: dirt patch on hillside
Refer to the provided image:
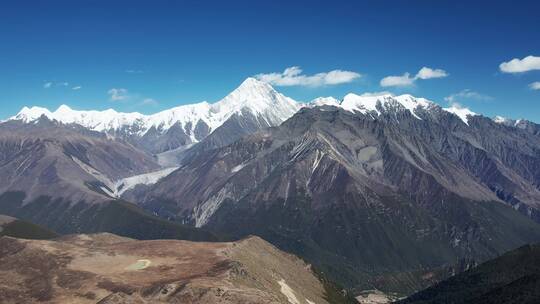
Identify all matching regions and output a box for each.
[0,234,330,303]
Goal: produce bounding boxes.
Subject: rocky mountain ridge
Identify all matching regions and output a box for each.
[10,78,537,154]
[0,233,355,304]
[10,78,300,154]
[136,104,540,293]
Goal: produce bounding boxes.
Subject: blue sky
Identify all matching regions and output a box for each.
[1,0,539,121]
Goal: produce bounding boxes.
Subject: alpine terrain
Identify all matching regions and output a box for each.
[133,81,540,293]
[0,233,356,303]
[2,78,540,297]
[3,2,539,303]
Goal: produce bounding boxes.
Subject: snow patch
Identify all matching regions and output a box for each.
[70,156,116,191]
[307,150,325,189]
[311,150,324,174]
[100,186,116,198]
[492,116,525,127]
[493,115,509,124]
[114,167,178,197]
[156,144,194,167]
[278,279,301,304]
[231,163,246,173]
[70,156,177,198]
[194,187,232,227]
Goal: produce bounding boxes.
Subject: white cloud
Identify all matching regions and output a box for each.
[43,81,71,88]
[416,67,448,79]
[530,82,540,90]
[499,55,540,73]
[380,67,448,87]
[323,70,362,85]
[72,86,82,90]
[126,69,144,74]
[255,66,361,87]
[380,73,415,87]
[444,89,492,103]
[108,88,128,101]
[141,98,158,105]
[358,91,393,97]
[446,101,466,109]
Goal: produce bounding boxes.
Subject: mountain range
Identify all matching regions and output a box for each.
[1,77,540,296]
[11,78,300,154]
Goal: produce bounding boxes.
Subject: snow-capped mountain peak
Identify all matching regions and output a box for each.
[443,104,477,125]
[144,102,212,134]
[56,104,74,112]
[214,77,298,116]
[8,79,528,145]
[493,115,513,125]
[491,116,534,129]
[13,106,53,122]
[309,97,341,107]
[10,78,301,142]
[221,77,279,108]
[13,104,146,132]
[340,92,433,119]
[209,77,300,127]
[233,77,274,94]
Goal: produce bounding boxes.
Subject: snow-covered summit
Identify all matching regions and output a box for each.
[309,97,341,107]
[493,115,509,124]
[493,115,523,127]
[307,92,478,125]
[13,104,146,131]
[13,106,54,123]
[340,92,434,119]
[208,77,300,127]
[8,79,516,133]
[443,105,477,125]
[492,116,536,130]
[10,78,301,140]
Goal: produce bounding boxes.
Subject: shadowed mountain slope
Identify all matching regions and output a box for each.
[0,214,57,240]
[0,192,220,242]
[138,105,540,293]
[0,118,160,204]
[398,243,540,304]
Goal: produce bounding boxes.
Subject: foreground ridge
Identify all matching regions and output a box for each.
[0,233,354,304]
